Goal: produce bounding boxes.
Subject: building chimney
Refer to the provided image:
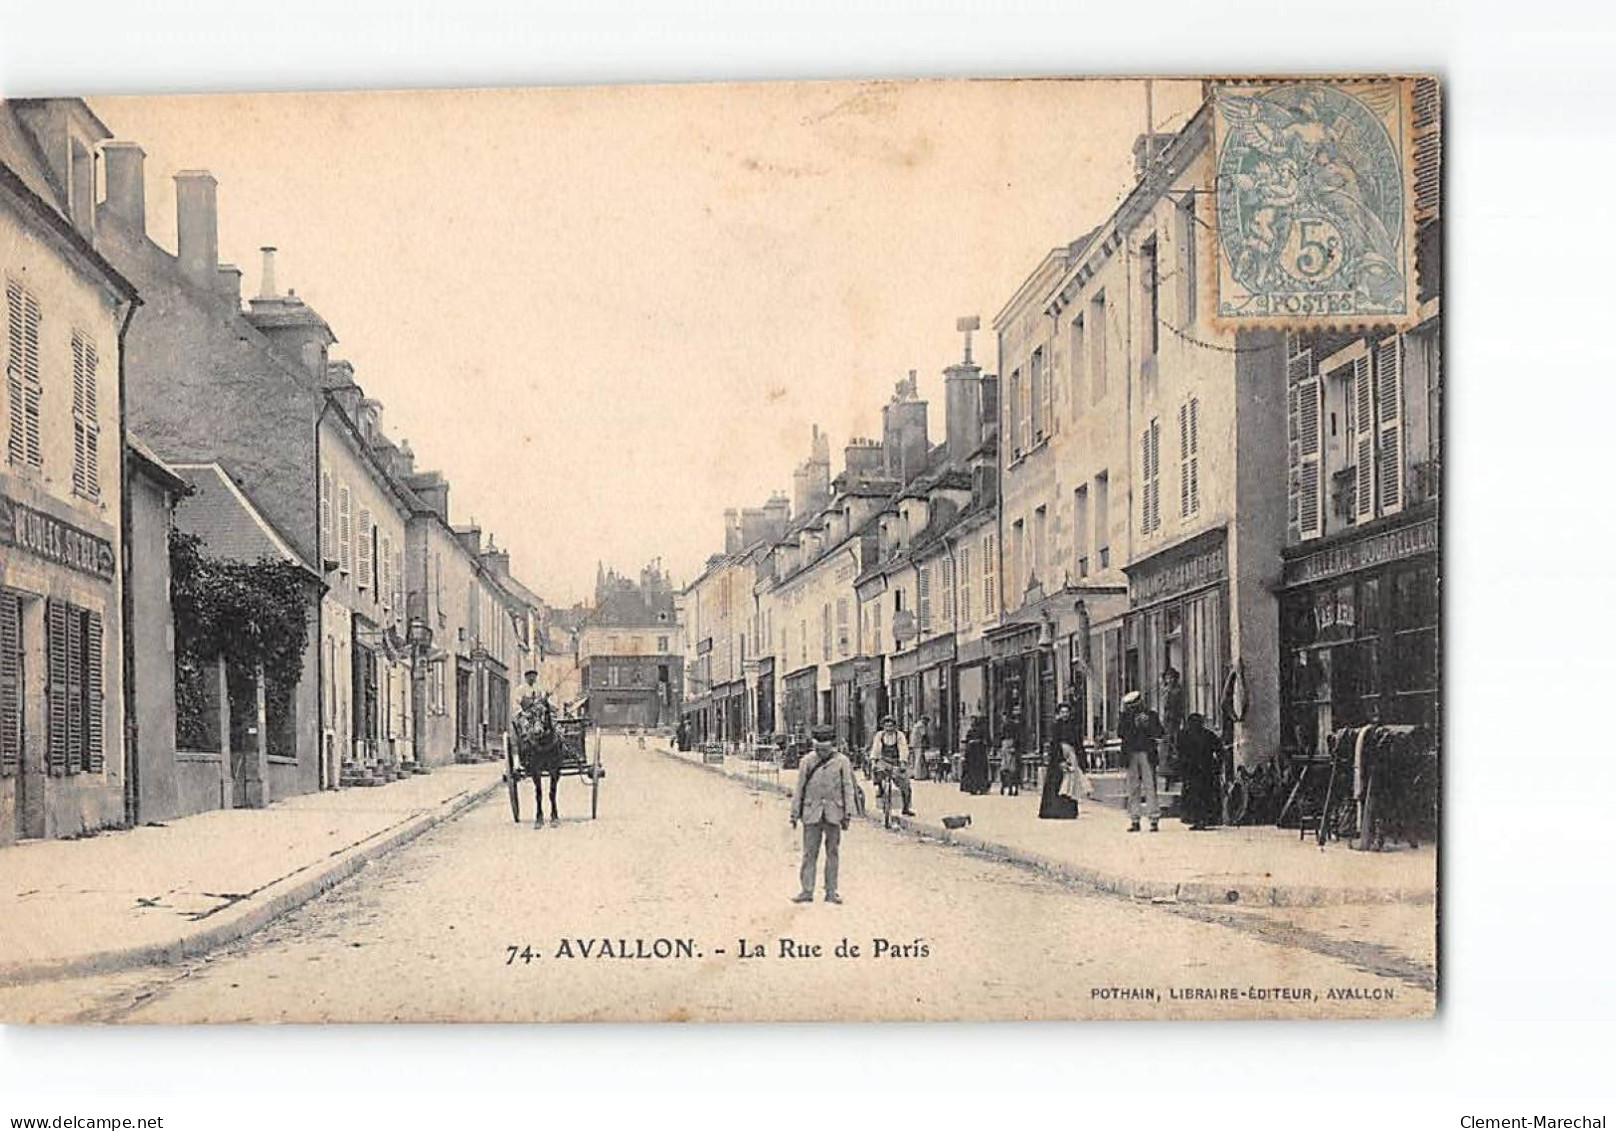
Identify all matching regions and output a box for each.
[259,246,279,299]
[175,171,219,289]
[215,264,243,308]
[945,316,984,464]
[882,382,929,486]
[723,508,741,555]
[406,471,450,522]
[101,141,146,234]
[456,525,483,558]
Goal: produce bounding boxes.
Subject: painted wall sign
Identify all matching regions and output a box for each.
[1283,516,1437,587]
[1129,535,1228,607]
[0,494,116,582]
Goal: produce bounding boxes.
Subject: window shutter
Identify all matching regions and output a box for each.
[6,282,23,466]
[393,548,405,623]
[8,281,42,468]
[1298,374,1323,539]
[1,590,21,778]
[1376,335,1405,516]
[1142,426,1153,532]
[917,565,931,633]
[982,533,997,617]
[46,600,69,775]
[959,547,972,626]
[72,338,88,496]
[1153,418,1162,532]
[1142,418,1161,533]
[66,606,83,774]
[69,336,100,499]
[23,294,40,467]
[1353,354,1375,521]
[1188,397,1200,514]
[1286,348,1311,539]
[1179,404,1191,517]
[940,557,954,625]
[320,470,333,562]
[338,486,352,573]
[380,533,392,610]
[357,509,373,589]
[85,610,103,773]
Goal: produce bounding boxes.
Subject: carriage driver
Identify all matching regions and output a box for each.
[519,668,544,713]
[868,716,915,817]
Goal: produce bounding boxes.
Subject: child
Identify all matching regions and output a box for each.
[998,736,1021,796]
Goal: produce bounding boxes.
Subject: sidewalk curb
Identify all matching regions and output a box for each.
[657,746,1432,909]
[0,777,502,989]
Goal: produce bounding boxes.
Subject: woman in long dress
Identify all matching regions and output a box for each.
[959,715,992,795]
[1038,704,1082,820]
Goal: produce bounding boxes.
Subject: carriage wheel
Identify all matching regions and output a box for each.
[590,730,601,820]
[506,742,521,823]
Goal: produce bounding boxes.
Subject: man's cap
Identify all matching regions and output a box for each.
[810,724,836,742]
[524,669,538,679]
[1122,690,1143,706]
[880,715,897,727]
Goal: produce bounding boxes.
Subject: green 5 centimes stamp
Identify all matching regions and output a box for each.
[1212,79,1418,327]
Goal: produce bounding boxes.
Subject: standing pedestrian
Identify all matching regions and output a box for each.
[1038,703,1081,820]
[1176,712,1225,830]
[1119,690,1164,832]
[909,714,931,780]
[959,714,991,795]
[998,735,1021,796]
[790,724,856,904]
[1158,666,1186,787]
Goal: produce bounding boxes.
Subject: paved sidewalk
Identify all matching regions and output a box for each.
[663,746,1435,907]
[0,763,503,986]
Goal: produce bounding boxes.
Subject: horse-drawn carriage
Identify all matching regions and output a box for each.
[507,706,603,825]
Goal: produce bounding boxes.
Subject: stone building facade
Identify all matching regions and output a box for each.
[1,100,139,844]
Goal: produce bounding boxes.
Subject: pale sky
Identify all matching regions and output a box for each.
[91,79,1202,604]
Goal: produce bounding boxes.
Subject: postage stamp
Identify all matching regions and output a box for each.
[1212,78,1418,328]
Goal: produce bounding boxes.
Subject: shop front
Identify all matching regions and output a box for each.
[986,620,1050,762]
[782,665,817,738]
[1278,512,1438,759]
[715,679,747,745]
[853,655,884,751]
[888,647,918,730]
[829,659,857,748]
[915,633,957,757]
[681,691,712,745]
[954,637,989,742]
[753,658,774,738]
[0,490,124,844]
[1123,528,1232,741]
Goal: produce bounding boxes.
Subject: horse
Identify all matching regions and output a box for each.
[513,697,566,827]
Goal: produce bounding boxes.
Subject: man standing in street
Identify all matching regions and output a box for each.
[870,715,915,816]
[1119,690,1165,833]
[909,714,930,779]
[1158,666,1186,787]
[791,725,856,904]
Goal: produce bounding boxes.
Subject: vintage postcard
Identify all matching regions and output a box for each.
[0,76,1440,1023]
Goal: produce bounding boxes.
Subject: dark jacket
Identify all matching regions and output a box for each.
[1119,706,1164,756]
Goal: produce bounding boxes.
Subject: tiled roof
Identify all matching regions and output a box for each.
[171,463,317,574]
[0,104,64,216]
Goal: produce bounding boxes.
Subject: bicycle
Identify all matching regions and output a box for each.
[873,761,897,829]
